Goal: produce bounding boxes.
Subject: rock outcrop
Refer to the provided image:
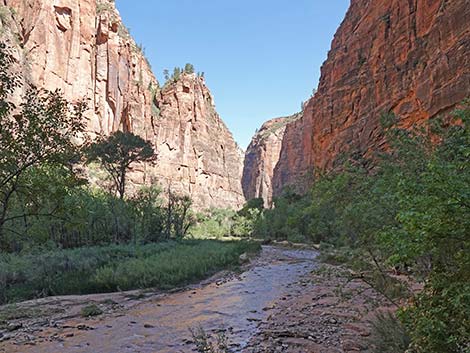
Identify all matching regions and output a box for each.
[1,0,245,209]
[272,0,470,195]
[151,73,245,209]
[242,114,301,207]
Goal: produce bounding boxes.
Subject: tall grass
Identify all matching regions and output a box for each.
[0,240,260,304]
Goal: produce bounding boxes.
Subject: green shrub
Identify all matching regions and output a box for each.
[190,326,229,353]
[398,281,470,353]
[80,304,103,317]
[369,311,410,353]
[189,203,261,239]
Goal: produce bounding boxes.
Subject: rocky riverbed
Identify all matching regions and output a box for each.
[243,264,395,353]
[0,246,397,353]
[0,246,318,352]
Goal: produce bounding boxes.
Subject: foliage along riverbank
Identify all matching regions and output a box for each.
[256,103,470,353]
[0,239,260,305]
[0,42,260,307]
[195,102,470,353]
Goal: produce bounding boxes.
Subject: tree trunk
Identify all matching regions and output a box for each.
[0,183,16,251]
[166,186,172,239]
[119,168,126,199]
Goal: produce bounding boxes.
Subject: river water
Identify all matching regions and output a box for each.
[11,246,318,353]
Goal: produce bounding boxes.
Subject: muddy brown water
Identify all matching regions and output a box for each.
[5,246,318,353]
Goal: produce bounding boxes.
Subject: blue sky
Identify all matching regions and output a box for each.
[115,0,350,149]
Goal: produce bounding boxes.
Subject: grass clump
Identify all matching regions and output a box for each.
[80,304,103,318]
[0,305,40,328]
[0,304,64,330]
[190,326,229,353]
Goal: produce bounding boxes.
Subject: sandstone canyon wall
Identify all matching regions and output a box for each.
[242,114,301,207]
[151,73,245,209]
[272,0,470,195]
[1,0,244,209]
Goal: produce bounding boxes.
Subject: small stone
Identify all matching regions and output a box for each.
[76,324,94,331]
[239,253,249,263]
[7,323,23,332]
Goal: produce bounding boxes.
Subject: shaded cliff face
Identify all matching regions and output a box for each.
[2,0,244,209]
[273,0,470,195]
[242,114,301,207]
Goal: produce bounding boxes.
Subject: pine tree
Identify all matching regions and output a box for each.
[184,63,195,74]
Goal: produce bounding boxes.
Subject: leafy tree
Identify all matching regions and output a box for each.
[87,131,156,199]
[131,186,165,243]
[171,194,193,239]
[164,186,194,239]
[0,43,86,249]
[381,104,470,352]
[190,208,236,239]
[238,197,264,217]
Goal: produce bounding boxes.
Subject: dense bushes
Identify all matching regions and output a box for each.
[2,182,193,251]
[0,42,196,252]
[189,200,262,239]
[93,240,260,291]
[253,102,470,352]
[0,240,260,304]
[190,208,237,239]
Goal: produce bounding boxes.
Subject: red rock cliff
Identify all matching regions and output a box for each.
[242,114,301,207]
[1,0,244,209]
[152,73,245,209]
[273,0,470,195]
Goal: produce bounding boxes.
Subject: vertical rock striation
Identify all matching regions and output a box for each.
[242,113,301,207]
[2,0,245,209]
[152,73,245,209]
[272,0,470,195]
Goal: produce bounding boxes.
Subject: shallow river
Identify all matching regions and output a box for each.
[14,246,318,353]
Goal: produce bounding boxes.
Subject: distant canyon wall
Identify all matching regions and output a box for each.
[242,114,300,207]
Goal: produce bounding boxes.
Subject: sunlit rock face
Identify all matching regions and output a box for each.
[272,0,470,195]
[152,73,245,209]
[242,114,301,207]
[2,0,245,209]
